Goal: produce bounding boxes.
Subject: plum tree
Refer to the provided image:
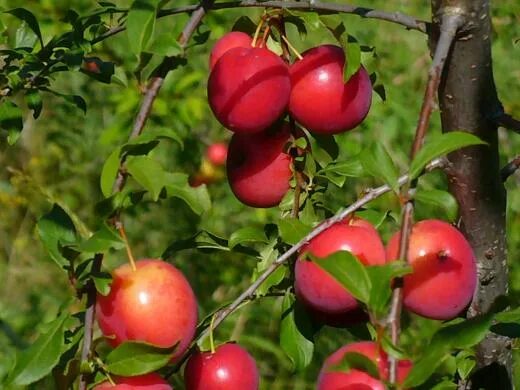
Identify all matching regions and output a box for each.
[96,259,198,359]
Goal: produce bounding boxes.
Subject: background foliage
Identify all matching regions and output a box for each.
[0,0,519,388]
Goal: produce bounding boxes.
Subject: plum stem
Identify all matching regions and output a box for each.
[117,222,137,272]
[281,35,303,60]
[252,14,267,47]
[209,315,217,354]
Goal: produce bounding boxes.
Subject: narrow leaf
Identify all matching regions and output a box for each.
[229,227,268,249]
[126,156,166,201]
[163,173,211,215]
[278,218,312,245]
[100,148,121,198]
[415,189,459,222]
[5,8,43,47]
[127,0,160,56]
[8,313,69,385]
[280,293,315,372]
[361,143,400,193]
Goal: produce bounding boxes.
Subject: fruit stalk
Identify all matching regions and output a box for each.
[77,2,214,388]
[386,12,464,383]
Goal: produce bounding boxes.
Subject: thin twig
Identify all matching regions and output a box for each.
[495,112,520,134]
[501,156,520,182]
[92,0,427,45]
[195,158,446,344]
[386,12,464,383]
[77,3,213,389]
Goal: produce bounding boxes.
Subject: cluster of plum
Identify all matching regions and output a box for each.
[207,31,373,208]
[90,31,477,389]
[91,215,476,388]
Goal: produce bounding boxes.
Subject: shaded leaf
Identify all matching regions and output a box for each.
[78,224,125,253]
[415,189,458,222]
[7,313,68,385]
[127,0,160,56]
[100,148,121,198]
[280,293,315,372]
[5,8,43,47]
[310,251,371,304]
[361,143,399,193]
[327,351,380,379]
[25,89,42,119]
[0,101,23,144]
[37,204,77,268]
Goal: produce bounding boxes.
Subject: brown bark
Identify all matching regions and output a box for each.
[430,1,512,388]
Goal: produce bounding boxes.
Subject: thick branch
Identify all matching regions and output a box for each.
[387,12,463,383]
[77,3,213,389]
[92,0,427,44]
[196,158,446,343]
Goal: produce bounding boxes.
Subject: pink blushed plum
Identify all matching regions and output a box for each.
[386,219,477,320]
[96,259,198,360]
[209,31,253,70]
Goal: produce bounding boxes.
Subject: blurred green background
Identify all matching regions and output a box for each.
[0,0,519,388]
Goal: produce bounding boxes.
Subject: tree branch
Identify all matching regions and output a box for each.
[495,112,520,134]
[195,158,446,344]
[501,155,520,182]
[386,12,463,383]
[92,0,428,44]
[77,3,213,389]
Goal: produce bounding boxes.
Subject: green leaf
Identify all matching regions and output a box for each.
[280,293,315,372]
[127,0,160,56]
[410,132,486,180]
[78,224,125,253]
[496,307,520,323]
[415,189,459,222]
[278,218,312,245]
[0,101,23,144]
[310,251,371,304]
[92,271,113,296]
[404,313,494,387]
[355,209,390,229]
[7,312,68,385]
[5,8,43,47]
[344,35,361,82]
[123,127,183,153]
[105,341,174,376]
[15,22,37,49]
[311,134,339,167]
[163,173,211,215]
[231,16,257,35]
[126,156,166,201]
[366,261,412,316]
[327,351,380,379]
[100,148,121,197]
[361,143,400,193]
[229,227,268,249]
[146,33,182,57]
[43,88,87,113]
[37,204,77,269]
[25,89,42,119]
[456,351,476,380]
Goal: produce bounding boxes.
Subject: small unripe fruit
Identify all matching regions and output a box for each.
[96,259,198,359]
[184,343,259,390]
[289,45,372,134]
[295,220,385,321]
[208,47,290,134]
[386,219,477,320]
[93,373,172,389]
[226,122,293,208]
[209,31,253,70]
